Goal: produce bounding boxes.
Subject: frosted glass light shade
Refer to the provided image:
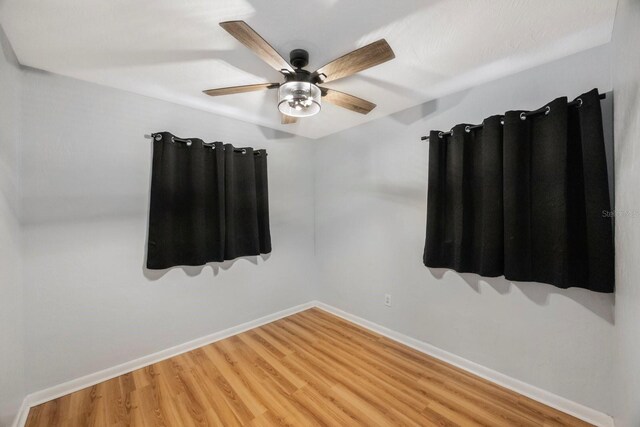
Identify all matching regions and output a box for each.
[278,81,321,117]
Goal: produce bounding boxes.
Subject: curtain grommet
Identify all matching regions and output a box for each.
[544,105,551,115]
[154,134,162,142]
[464,125,471,133]
[438,131,444,139]
[520,112,527,121]
[186,140,192,147]
[450,129,454,137]
[576,98,583,108]
[241,149,247,154]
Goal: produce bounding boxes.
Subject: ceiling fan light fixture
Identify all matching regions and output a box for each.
[278,81,321,118]
[209,22,394,123]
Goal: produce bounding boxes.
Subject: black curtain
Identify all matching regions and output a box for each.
[423,89,614,293]
[147,132,271,269]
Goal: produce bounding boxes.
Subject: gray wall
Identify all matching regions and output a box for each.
[314,44,616,415]
[612,0,640,425]
[0,27,25,427]
[18,68,318,394]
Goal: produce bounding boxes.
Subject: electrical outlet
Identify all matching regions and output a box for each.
[384,294,392,307]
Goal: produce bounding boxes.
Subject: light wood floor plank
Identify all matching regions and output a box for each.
[26,308,593,426]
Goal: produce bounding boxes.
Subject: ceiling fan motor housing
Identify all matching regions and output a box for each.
[290,49,309,69]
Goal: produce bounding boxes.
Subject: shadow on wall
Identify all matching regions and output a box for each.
[356,75,446,104]
[0,24,19,67]
[258,125,298,141]
[428,268,615,325]
[143,253,272,280]
[389,88,471,126]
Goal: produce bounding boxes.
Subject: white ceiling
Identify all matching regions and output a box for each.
[0,0,617,139]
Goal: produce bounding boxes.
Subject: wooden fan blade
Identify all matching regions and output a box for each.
[203,83,278,97]
[281,114,298,124]
[220,21,294,73]
[314,39,395,83]
[322,88,376,114]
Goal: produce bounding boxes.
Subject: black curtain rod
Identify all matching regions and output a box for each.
[147,133,265,155]
[420,93,606,142]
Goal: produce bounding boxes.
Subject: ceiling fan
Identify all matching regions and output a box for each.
[203,21,395,124]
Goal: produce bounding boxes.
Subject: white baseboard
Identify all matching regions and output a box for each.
[11,398,30,427]
[314,301,614,427]
[11,301,315,427]
[13,300,614,427]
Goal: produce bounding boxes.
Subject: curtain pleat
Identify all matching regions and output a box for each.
[505,96,570,286]
[424,131,447,267]
[474,116,504,276]
[254,151,272,254]
[224,145,260,259]
[448,124,466,271]
[147,133,270,269]
[571,88,614,291]
[424,89,614,293]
